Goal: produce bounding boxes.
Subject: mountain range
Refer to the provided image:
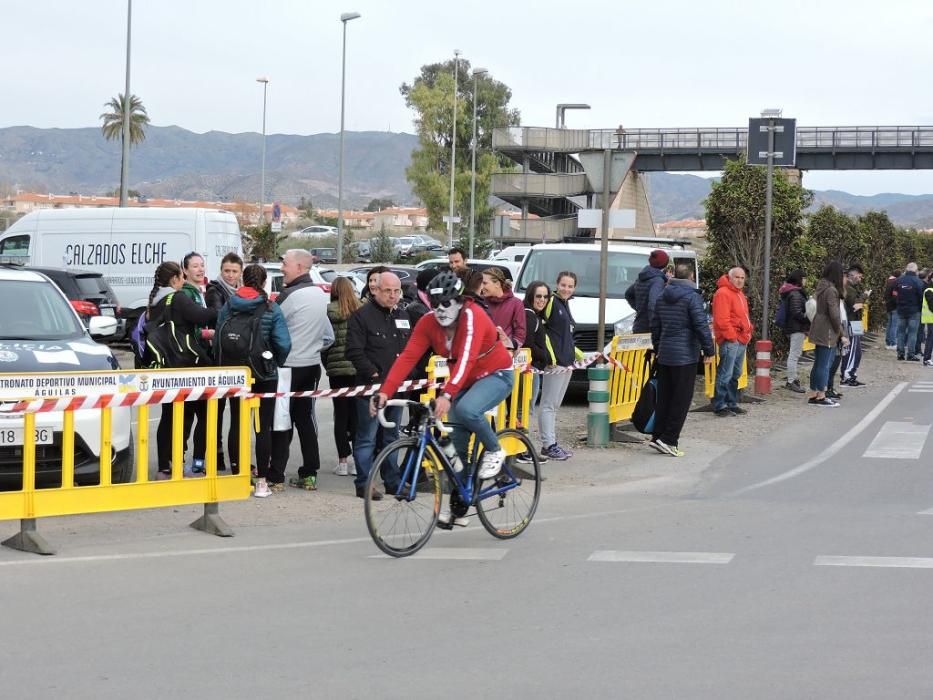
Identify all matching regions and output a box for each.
[3,125,933,227]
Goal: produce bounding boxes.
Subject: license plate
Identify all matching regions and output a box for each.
[100,307,115,316]
[0,427,54,446]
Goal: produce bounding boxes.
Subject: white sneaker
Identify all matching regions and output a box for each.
[349,461,357,476]
[334,462,349,476]
[253,478,272,498]
[478,449,507,480]
[437,509,469,527]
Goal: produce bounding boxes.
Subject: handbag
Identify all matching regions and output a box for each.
[273,367,292,431]
[631,356,658,435]
[849,320,865,336]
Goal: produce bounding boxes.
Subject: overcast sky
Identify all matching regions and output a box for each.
[5,0,933,195]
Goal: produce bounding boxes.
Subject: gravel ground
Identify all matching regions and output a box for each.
[30,335,916,546]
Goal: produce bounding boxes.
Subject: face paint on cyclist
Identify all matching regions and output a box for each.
[433,298,463,327]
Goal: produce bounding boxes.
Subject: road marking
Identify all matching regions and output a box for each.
[369,548,507,560]
[0,535,375,567]
[729,382,908,495]
[916,507,933,515]
[908,388,933,393]
[588,550,734,564]
[815,555,933,569]
[863,421,930,459]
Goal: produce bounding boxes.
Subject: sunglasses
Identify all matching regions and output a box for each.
[533,294,549,299]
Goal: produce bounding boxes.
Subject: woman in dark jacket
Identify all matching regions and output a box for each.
[204,252,243,470]
[779,270,809,393]
[516,282,550,463]
[215,264,291,496]
[807,261,847,407]
[539,271,582,462]
[325,276,362,477]
[147,261,217,479]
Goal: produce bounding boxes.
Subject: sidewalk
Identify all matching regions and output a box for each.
[4,338,922,550]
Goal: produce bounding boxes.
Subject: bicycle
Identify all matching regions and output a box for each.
[364,398,542,557]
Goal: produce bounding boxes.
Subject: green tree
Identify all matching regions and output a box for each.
[108,188,142,199]
[702,155,812,340]
[100,93,150,146]
[297,196,314,219]
[370,224,396,263]
[400,59,519,239]
[364,198,396,212]
[243,223,287,261]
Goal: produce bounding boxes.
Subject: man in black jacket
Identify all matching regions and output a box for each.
[648,265,715,457]
[346,272,412,499]
[778,270,810,393]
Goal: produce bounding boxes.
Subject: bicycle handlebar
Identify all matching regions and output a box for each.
[376,398,451,434]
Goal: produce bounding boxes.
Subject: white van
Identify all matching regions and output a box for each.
[0,207,243,316]
[514,241,699,356]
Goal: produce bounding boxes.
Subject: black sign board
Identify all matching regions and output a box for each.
[747,118,796,166]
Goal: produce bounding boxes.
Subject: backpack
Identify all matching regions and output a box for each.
[805,295,817,322]
[773,298,787,329]
[131,313,148,363]
[143,293,210,369]
[215,302,277,381]
[630,358,657,435]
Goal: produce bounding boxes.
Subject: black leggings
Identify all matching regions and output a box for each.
[253,379,281,481]
[329,374,357,460]
[271,365,322,480]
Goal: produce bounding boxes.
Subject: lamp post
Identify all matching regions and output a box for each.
[119,0,133,207]
[555,103,590,129]
[447,49,461,250]
[336,11,361,265]
[468,67,488,259]
[256,77,269,227]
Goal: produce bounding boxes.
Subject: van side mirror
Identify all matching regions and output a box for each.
[88,315,118,338]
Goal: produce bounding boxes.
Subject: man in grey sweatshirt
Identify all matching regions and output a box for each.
[272,249,334,491]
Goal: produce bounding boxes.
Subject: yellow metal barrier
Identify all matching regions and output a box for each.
[0,367,255,555]
[606,334,654,424]
[703,338,749,400]
[423,351,533,457]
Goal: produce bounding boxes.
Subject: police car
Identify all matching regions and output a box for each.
[0,268,132,489]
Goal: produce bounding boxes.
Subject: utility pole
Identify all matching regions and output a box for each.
[119,0,133,207]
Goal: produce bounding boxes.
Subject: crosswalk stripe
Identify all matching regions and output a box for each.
[815,555,933,569]
[368,548,507,560]
[862,421,930,459]
[588,551,734,564]
[908,388,933,393]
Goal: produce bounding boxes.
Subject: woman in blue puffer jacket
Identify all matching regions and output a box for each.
[215,264,291,496]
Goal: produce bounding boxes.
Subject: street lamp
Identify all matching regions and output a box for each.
[468,67,488,259]
[256,77,269,227]
[447,49,461,250]
[336,11,361,265]
[119,0,133,207]
[555,103,590,129]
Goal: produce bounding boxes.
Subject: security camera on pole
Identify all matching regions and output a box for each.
[747,109,796,395]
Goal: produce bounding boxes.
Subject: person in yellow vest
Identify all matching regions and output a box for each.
[921,274,933,366]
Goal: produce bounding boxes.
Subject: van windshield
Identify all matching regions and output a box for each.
[517,249,649,299]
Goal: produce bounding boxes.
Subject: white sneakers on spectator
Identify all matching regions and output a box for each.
[334,462,348,476]
[478,449,507,479]
[253,478,272,498]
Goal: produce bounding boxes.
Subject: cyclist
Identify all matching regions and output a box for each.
[372,271,515,482]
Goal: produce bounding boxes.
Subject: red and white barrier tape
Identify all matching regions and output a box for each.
[0,378,436,415]
[0,353,650,415]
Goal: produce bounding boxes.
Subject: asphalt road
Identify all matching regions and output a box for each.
[3,367,933,697]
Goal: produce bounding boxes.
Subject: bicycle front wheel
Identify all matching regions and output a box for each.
[475,429,541,539]
[364,436,443,557]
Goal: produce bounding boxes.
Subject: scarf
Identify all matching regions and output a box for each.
[216,277,239,299]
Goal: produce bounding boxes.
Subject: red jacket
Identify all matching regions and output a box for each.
[485,289,526,348]
[381,298,513,399]
[712,274,753,345]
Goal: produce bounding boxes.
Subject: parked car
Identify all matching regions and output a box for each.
[261,263,359,297]
[291,225,338,239]
[352,240,371,262]
[308,247,338,264]
[0,267,132,489]
[404,234,443,257]
[414,257,517,280]
[492,245,532,265]
[18,265,124,338]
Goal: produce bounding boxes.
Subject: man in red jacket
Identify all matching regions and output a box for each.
[711,266,754,417]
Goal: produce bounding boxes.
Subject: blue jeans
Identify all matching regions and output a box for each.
[447,370,515,467]
[897,312,921,357]
[713,341,745,411]
[353,400,401,489]
[809,345,835,392]
[886,313,898,347]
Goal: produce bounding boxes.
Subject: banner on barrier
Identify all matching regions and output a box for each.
[613,334,653,351]
[0,368,250,400]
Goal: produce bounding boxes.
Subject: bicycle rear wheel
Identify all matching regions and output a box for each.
[475,429,541,539]
[364,436,443,557]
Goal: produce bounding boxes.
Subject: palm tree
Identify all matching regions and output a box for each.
[99,93,150,146]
